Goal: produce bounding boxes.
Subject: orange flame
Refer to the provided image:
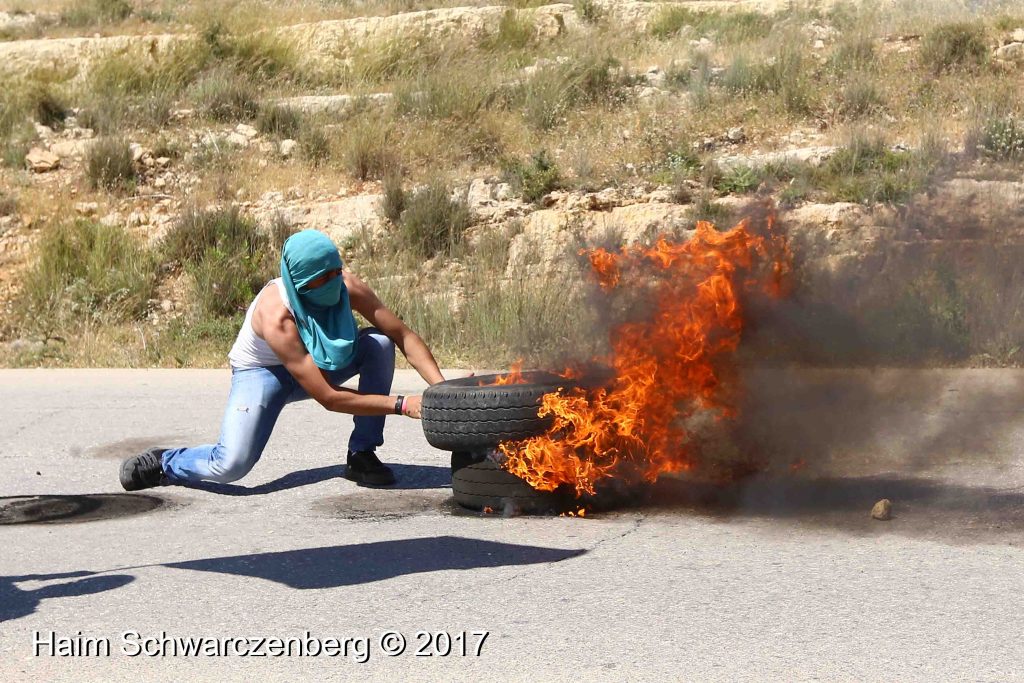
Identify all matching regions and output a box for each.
[499,217,790,497]
[481,361,527,386]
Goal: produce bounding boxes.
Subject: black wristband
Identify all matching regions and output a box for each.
[394,395,405,415]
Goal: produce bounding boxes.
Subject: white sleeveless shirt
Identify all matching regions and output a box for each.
[228,278,293,369]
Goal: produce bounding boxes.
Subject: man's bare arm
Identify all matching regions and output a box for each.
[261,298,397,416]
[346,272,446,386]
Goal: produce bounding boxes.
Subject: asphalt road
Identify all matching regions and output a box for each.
[1,369,1024,682]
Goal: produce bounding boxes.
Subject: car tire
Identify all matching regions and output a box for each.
[422,372,576,451]
[451,460,572,514]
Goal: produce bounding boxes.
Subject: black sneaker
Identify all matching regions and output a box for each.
[119,448,169,491]
[345,450,396,486]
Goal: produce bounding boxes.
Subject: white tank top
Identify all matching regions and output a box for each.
[228,278,293,368]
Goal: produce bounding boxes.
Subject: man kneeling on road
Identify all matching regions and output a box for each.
[119,229,446,490]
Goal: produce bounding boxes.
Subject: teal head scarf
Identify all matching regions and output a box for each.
[280,230,358,370]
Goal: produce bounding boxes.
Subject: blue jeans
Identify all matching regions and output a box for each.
[162,328,395,484]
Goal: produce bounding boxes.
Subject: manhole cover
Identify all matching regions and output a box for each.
[0,494,165,525]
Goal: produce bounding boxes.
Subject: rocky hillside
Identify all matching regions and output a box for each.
[2,0,1024,367]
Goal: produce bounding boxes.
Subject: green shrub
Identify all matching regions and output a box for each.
[192,69,259,121]
[715,165,762,194]
[61,0,133,26]
[16,220,157,330]
[256,105,302,139]
[920,22,988,74]
[395,180,474,258]
[978,116,1024,160]
[816,134,938,204]
[161,207,277,317]
[502,149,561,203]
[85,137,136,191]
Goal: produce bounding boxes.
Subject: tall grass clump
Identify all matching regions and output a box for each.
[837,74,884,119]
[61,0,132,26]
[0,84,40,167]
[721,42,812,114]
[80,43,208,132]
[191,68,259,121]
[828,32,878,73]
[920,22,988,74]
[347,34,452,86]
[518,54,631,130]
[340,120,398,180]
[0,82,71,160]
[573,0,603,24]
[356,222,595,365]
[650,6,700,39]
[85,137,136,191]
[298,124,331,166]
[379,171,406,226]
[480,9,534,51]
[161,207,280,318]
[392,180,474,258]
[394,61,497,121]
[651,7,772,43]
[200,22,299,82]
[256,105,302,139]
[0,125,33,168]
[15,220,157,334]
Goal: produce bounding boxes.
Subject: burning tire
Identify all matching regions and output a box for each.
[421,372,576,451]
[451,459,571,514]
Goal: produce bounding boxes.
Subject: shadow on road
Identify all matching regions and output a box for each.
[164,535,585,588]
[642,475,1024,545]
[0,571,134,623]
[0,536,582,622]
[184,463,450,496]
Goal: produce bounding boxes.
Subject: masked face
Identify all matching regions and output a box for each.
[300,271,343,308]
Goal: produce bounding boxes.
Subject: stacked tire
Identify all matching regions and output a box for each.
[422,372,577,513]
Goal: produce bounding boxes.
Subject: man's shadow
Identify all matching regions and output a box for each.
[184,463,451,496]
[0,572,134,623]
[164,536,586,588]
[0,536,584,621]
